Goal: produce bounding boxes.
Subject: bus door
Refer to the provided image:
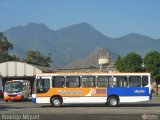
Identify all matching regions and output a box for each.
[22,82,27,98]
[22,81,30,99]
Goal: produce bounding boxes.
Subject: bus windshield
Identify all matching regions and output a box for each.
[5,82,22,93]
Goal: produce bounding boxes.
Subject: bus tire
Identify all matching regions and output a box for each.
[50,97,62,107]
[107,96,119,107]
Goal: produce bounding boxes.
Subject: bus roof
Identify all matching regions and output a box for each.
[36,72,150,77]
[5,80,30,83]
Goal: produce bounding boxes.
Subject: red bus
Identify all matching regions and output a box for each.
[4,80,31,102]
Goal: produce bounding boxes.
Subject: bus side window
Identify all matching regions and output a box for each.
[116,76,128,87]
[97,76,108,87]
[108,77,113,87]
[43,79,50,89]
[66,76,80,88]
[24,83,27,90]
[129,76,141,87]
[142,76,148,87]
[52,76,65,88]
[36,79,50,93]
[112,77,117,87]
[81,76,95,87]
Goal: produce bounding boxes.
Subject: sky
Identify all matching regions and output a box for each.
[0,0,160,39]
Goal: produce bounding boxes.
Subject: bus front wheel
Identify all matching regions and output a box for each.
[107,96,119,107]
[50,97,62,107]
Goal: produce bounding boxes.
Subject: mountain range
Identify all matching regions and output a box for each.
[3,22,160,68]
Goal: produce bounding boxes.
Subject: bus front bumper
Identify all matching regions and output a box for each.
[4,95,23,101]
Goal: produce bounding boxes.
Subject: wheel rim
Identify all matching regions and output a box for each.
[53,99,60,106]
[110,98,117,106]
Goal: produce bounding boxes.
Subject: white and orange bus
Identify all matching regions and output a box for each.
[4,80,31,102]
[32,72,152,107]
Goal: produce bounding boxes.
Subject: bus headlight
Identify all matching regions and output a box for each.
[4,92,7,96]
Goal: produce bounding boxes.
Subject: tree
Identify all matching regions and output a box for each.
[0,32,19,63]
[115,52,143,72]
[124,52,143,72]
[114,55,125,72]
[24,50,52,67]
[144,51,160,84]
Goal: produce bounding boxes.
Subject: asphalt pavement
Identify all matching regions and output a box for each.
[0,97,160,120]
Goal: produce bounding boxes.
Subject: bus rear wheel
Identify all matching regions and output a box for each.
[107,96,119,107]
[50,97,62,107]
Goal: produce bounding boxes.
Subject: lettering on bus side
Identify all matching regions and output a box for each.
[96,89,106,94]
[58,90,83,94]
[134,90,145,94]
